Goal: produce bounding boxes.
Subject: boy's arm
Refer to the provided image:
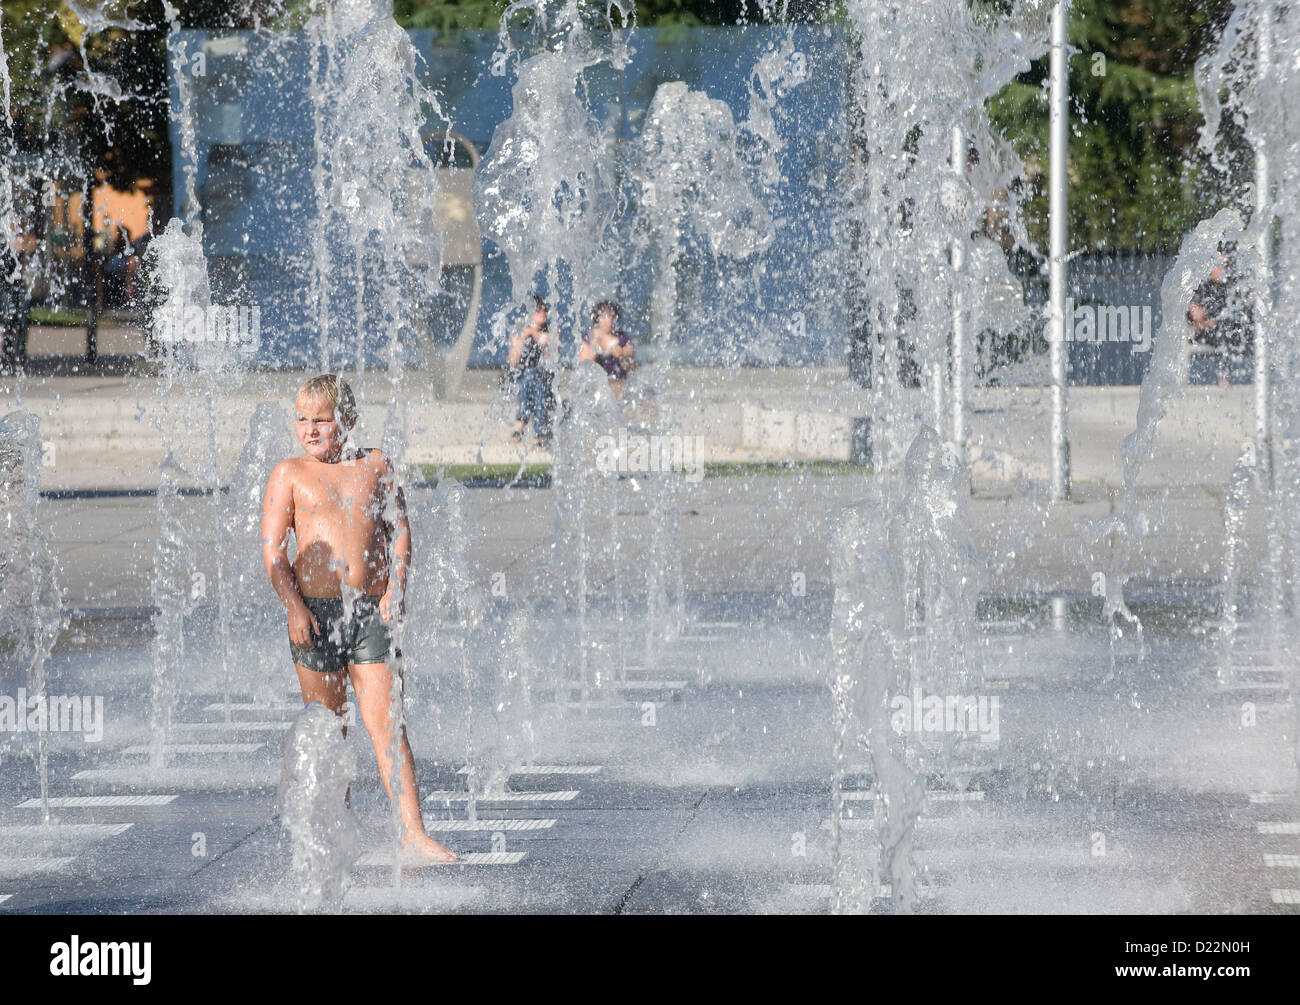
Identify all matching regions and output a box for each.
[508,333,523,369]
[376,452,411,621]
[262,461,317,645]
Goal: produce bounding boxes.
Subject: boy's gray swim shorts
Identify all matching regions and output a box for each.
[289,595,399,673]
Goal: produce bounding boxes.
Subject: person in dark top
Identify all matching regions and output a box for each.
[508,295,554,446]
[1,243,28,371]
[1188,252,1254,387]
[103,231,132,308]
[578,300,636,401]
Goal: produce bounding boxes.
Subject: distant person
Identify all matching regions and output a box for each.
[1188,252,1254,388]
[578,300,636,401]
[261,374,458,865]
[103,231,133,309]
[508,295,554,447]
[1,243,28,371]
[89,224,117,317]
[966,147,1014,253]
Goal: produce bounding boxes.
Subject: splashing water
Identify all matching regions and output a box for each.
[632,78,781,663]
[225,403,296,712]
[6,0,1296,919]
[475,1,633,715]
[474,2,630,311]
[143,218,236,768]
[1092,208,1247,654]
[829,0,1049,914]
[831,424,986,913]
[1196,3,1300,783]
[308,0,448,375]
[0,11,14,274]
[279,702,360,913]
[0,411,64,825]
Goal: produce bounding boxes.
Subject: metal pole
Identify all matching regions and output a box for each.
[1048,0,1071,500]
[930,326,945,430]
[951,125,966,462]
[1254,4,1273,487]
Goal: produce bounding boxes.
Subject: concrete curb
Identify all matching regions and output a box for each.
[3,372,1255,493]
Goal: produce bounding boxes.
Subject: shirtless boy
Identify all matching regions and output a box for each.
[261,374,457,864]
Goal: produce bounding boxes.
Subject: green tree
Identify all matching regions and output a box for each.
[986,0,1237,254]
[0,0,1247,256]
[1,1,301,199]
[392,0,829,29]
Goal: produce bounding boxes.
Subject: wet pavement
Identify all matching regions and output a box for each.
[1,596,1295,914]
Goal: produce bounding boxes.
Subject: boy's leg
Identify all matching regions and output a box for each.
[349,660,458,863]
[295,665,349,735]
[295,664,352,806]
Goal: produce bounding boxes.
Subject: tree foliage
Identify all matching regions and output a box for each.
[0,0,307,205]
[986,0,1237,253]
[392,0,828,30]
[0,0,1252,255]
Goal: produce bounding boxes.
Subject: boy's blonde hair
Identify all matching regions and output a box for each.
[296,374,358,430]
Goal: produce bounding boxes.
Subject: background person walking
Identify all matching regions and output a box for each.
[508,295,555,447]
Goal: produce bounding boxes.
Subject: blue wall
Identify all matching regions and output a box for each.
[169,25,1196,385]
[169,26,849,370]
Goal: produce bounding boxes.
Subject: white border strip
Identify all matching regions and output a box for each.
[17,795,177,808]
[1258,822,1300,835]
[456,765,600,776]
[0,857,76,875]
[456,852,527,865]
[617,681,687,691]
[424,819,555,831]
[424,791,578,803]
[355,850,526,868]
[1271,889,1300,905]
[1263,854,1300,868]
[0,823,132,838]
[820,818,872,831]
[122,743,264,755]
[839,790,985,803]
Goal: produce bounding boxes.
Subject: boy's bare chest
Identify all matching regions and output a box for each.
[293,466,382,524]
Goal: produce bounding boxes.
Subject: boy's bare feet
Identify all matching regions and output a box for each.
[402,831,460,864]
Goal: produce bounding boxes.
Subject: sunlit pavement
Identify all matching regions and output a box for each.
[40,476,1271,613]
[1,590,1295,914]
